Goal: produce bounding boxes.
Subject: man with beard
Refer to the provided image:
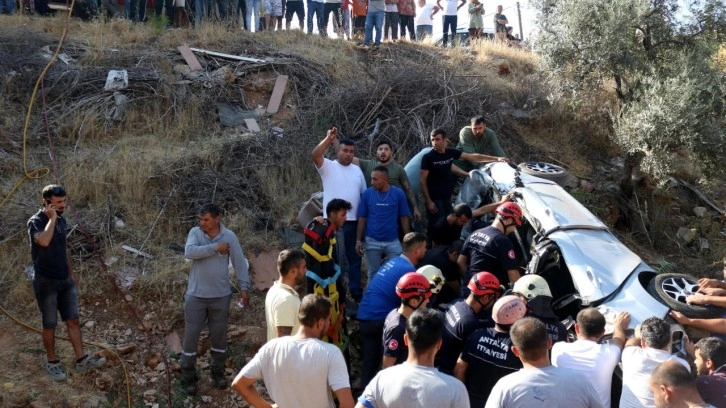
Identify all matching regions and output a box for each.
[265,249,307,341]
[453,115,507,176]
[650,361,715,408]
[27,184,107,381]
[457,202,523,297]
[354,140,420,223]
[313,127,367,302]
[181,203,250,395]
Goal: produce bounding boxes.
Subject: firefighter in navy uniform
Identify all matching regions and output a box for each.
[302,198,352,351]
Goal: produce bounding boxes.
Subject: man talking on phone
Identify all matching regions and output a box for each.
[27,184,107,381]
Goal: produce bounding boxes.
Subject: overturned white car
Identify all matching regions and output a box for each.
[457,162,723,332]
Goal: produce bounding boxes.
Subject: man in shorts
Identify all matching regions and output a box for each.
[27,185,107,381]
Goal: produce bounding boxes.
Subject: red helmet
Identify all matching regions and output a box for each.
[468,271,503,297]
[495,202,523,226]
[396,272,433,299]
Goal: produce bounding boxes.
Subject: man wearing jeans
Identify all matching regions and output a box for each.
[436,0,464,47]
[308,0,325,33]
[312,128,366,301]
[245,0,262,30]
[356,166,411,278]
[363,0,385,47]
[28,185,107,381]
[181,203,251,395]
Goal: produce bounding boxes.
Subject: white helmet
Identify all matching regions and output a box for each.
[512,274,552,300]
[417,265,444,294]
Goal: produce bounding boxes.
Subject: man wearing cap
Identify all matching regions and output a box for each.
[357,308,470,408]
[455,295,526,407]
[436,272,503,375]
[457,202,523,296]
[512,274,567,343]
[382,272,433,368]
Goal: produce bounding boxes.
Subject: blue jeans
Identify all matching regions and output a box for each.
[306,0,324,34]
[245,0,261,31]
[364,237,402,280]
[442,15,457,46]
[1,0,16,13]
[416,24,432,41]
[364,10,384,45]
[342,221,363,298]
[33,276,79,329]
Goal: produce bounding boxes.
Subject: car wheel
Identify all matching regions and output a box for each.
[517,162,569,186]
[646,273,725,319]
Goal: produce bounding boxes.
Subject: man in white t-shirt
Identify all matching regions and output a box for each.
[435,0,464,47]
[232,294,355,408]
[264,249,306,342]
[551,308,630,408]
[485,317,604,408]
[356,308,470,408]
[312,127,366,302]
[620,317,691,408]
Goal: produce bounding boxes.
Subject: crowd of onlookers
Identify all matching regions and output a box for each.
[225,121,726,407]
[24,109,726,406]
[0,0,523,48]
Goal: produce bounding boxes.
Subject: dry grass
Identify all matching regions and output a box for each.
[3,11,717,406]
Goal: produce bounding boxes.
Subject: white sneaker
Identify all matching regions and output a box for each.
[45,360,67,381]
[75,354,107,373]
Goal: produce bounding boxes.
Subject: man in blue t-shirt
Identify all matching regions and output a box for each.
[357,232,427,390]
[356,166,411,277]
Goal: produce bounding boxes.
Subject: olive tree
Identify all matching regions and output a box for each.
[533,0,726,180]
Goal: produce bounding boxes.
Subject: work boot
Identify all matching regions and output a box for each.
[210,350,228,389]
[211,369,228,389]
[180,369,199,396]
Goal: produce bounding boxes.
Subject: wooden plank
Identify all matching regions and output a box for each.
[48,3,71,10]
[121,244,153,259]
[266,75,288,114]
[189,47,266,63]
[177,45,203,71]
[244,118,261,132]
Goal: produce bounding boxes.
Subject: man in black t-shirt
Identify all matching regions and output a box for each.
[428,203,472,248]
[420,128,507,235]
[454,295,526,407]
[382,272,432,368]
[458,202,524,297]
[27,185,106,382]
[436,272,503,375]
[418,240,464,307]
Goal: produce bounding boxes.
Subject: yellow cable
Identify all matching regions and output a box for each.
[0,7,134,408]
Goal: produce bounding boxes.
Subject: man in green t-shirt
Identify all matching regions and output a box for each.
[453,115,508,175]
[354,140,421,222]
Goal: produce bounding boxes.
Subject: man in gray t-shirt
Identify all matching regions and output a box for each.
[356,308,469,408]
[485,317,603,408]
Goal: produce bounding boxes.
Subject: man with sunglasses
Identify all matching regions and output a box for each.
[27,185,107,381]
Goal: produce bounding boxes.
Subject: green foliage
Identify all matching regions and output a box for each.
[533,0,726,180]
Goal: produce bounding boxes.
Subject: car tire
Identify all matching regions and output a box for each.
[517,162,569,186]
[646,273,725,319]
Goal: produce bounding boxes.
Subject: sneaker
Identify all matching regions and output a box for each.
[45,360,67,381]
[75,354,107,373]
